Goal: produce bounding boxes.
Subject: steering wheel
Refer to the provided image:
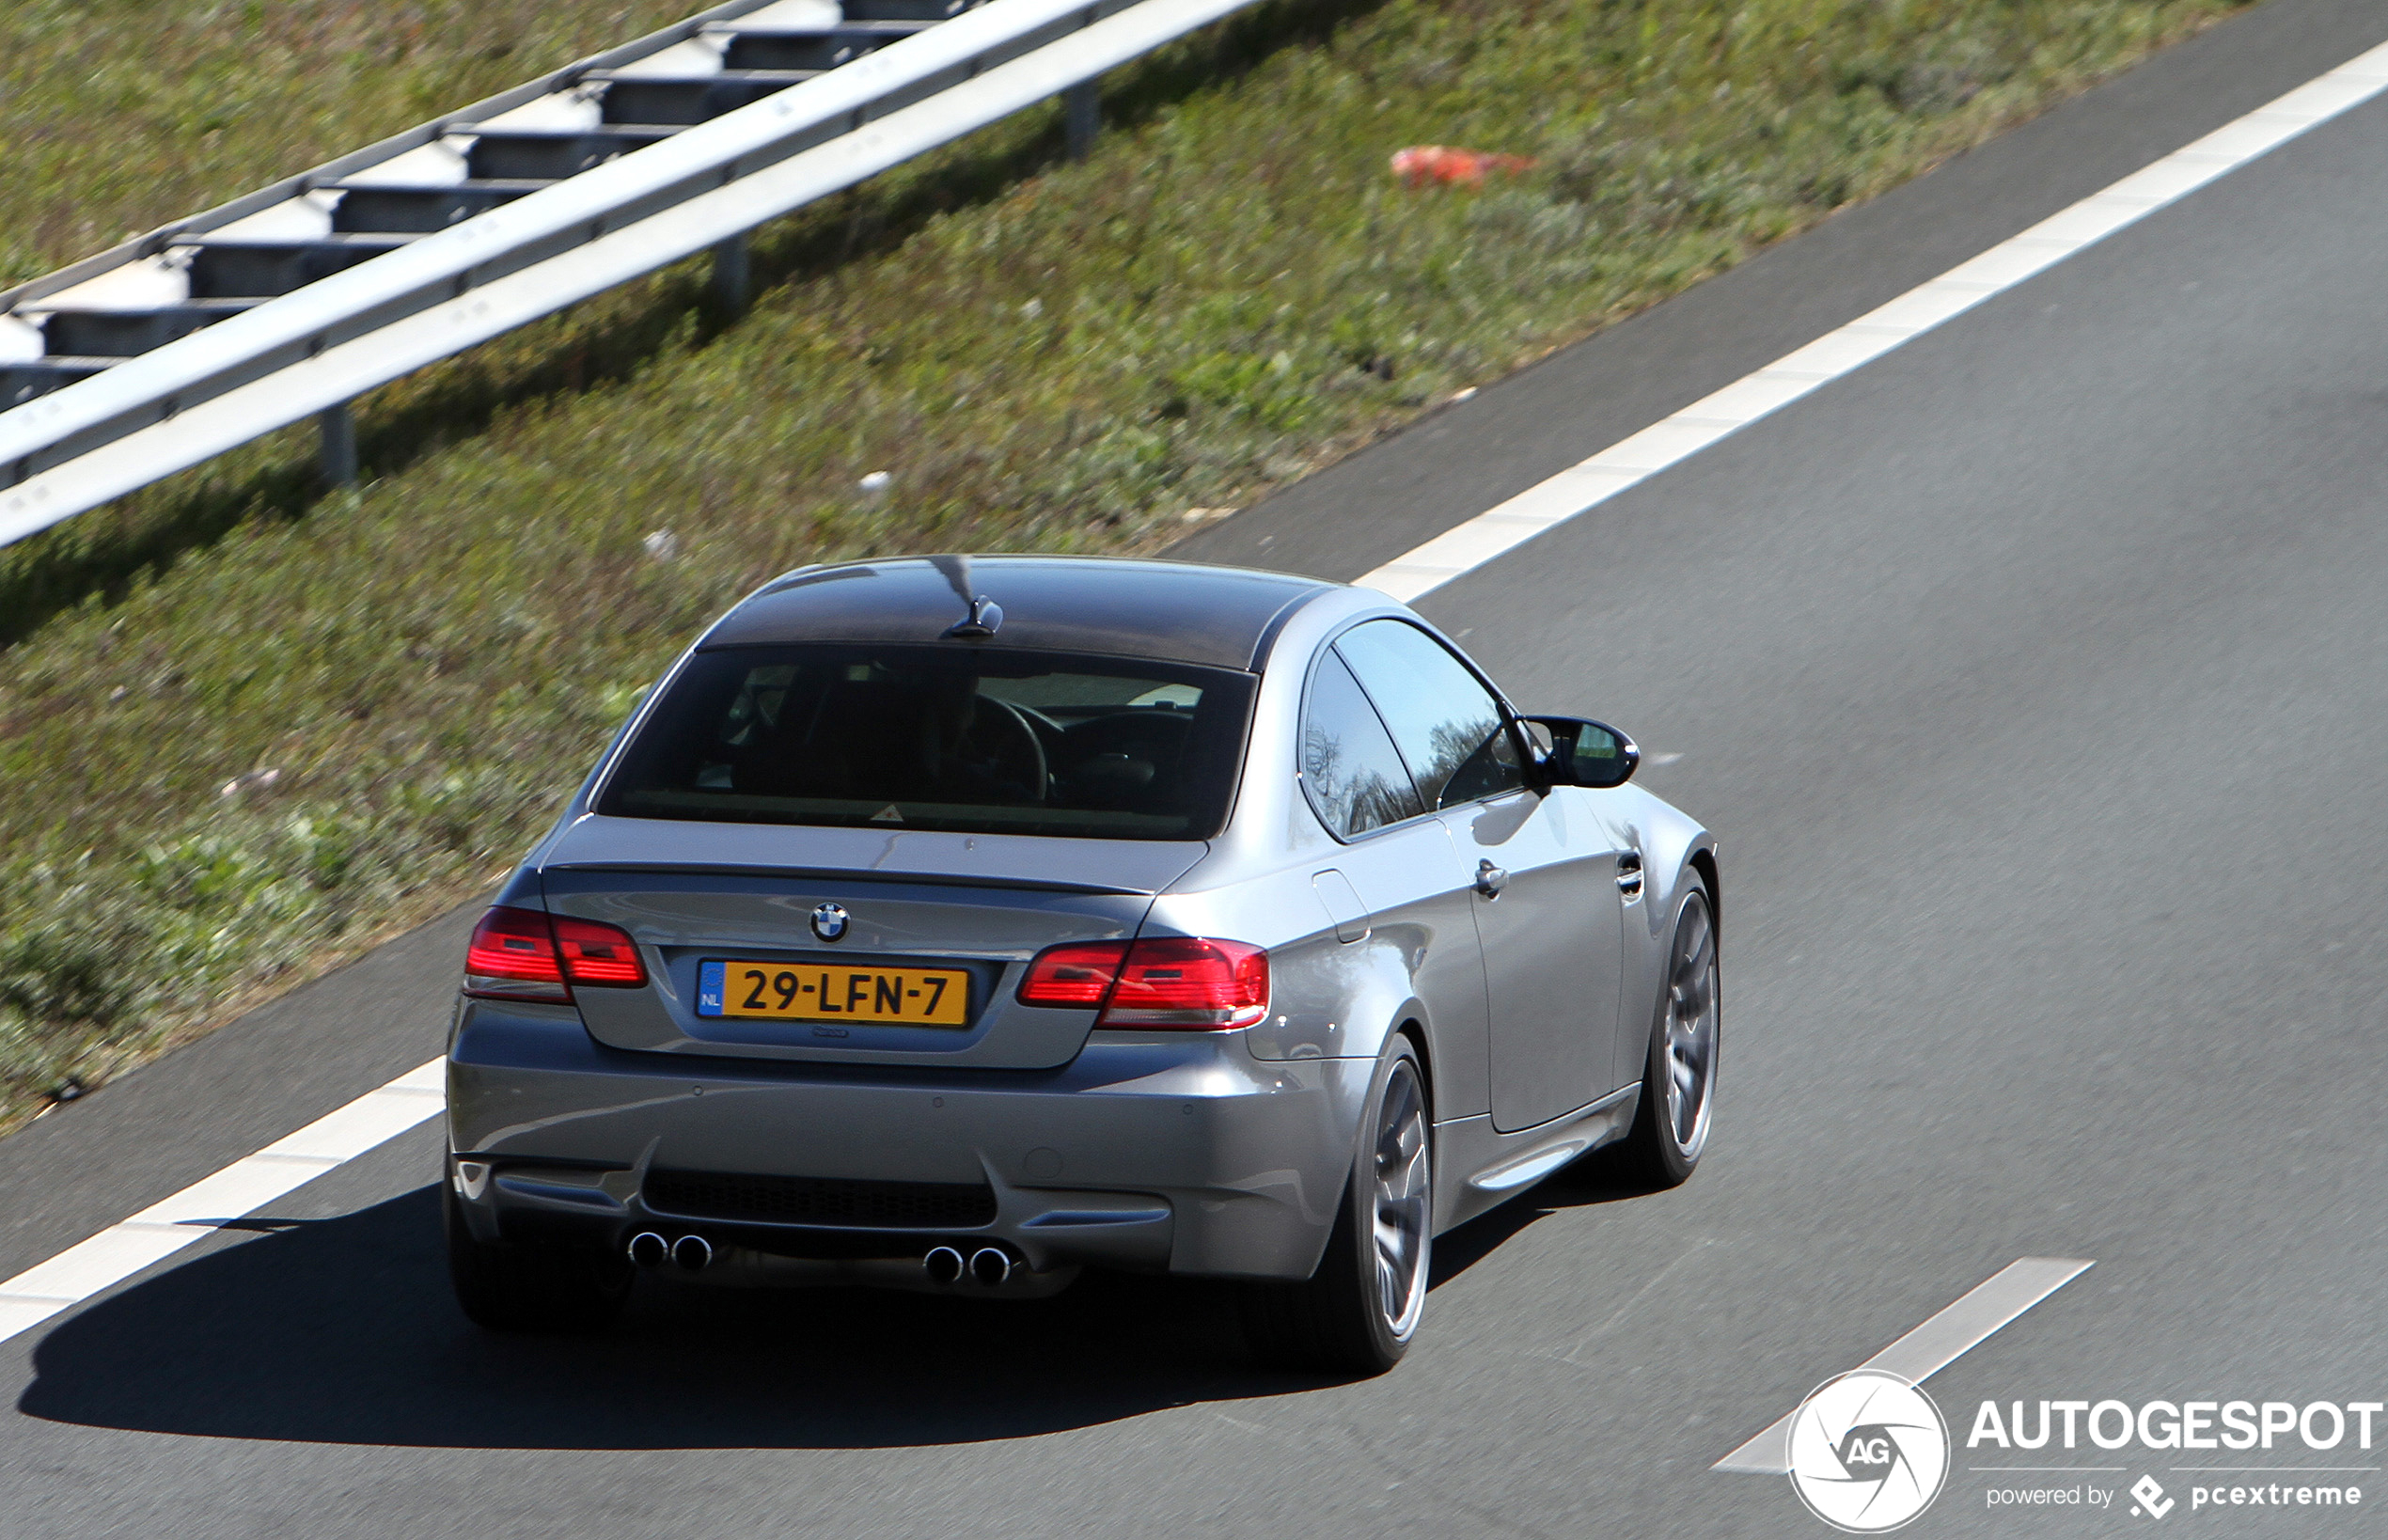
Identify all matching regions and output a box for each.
[967,698,1049,803]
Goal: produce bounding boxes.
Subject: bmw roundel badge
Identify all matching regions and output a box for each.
[810,902,850,942]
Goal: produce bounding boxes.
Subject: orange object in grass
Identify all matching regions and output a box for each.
[1390,146,1537,188]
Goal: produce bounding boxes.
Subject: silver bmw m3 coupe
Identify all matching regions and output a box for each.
[444,555,1720,1374]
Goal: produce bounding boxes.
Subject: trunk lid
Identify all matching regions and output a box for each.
[538,816,1202,1068]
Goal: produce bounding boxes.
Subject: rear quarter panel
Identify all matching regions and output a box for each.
[1145,587,1492,1121]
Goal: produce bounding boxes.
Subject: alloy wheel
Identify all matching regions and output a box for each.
[1664,895,1719,1159]
[1372,1061,1431,1339]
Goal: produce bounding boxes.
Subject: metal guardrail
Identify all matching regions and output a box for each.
[0,0,1262,547]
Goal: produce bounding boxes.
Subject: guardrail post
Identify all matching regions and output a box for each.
[1064,80,1100,161]
[318,402,357,488]
[711,233,752,315]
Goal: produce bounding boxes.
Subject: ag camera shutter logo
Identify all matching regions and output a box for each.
[1788,1370,1951,1532]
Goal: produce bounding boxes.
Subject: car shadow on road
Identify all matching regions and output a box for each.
[1427,1155,1672,1287]
[18,1145,1672,1452]
[18,1186,1265,1448]
[18,1165,1657,1450]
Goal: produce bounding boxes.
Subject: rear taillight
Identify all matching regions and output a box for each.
[553,915,646,985]
[1017,936,1269,1029]
[1016,941,1132,1007]
[465,907,565,1000]
[1102,937,1270,1028]
[464,906,646,1000]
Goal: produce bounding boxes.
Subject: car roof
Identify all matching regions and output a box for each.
[701,556,1336,671]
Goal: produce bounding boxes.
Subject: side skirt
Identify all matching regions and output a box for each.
[1429,1085,1640,1234]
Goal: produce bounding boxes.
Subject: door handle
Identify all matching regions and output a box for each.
[1615,851,1644,900]
[1474,859,1508,898]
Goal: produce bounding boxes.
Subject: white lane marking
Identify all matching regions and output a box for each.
[1357,40,2388,603]
[0,1058,443,1346]
[1711,1256,2095,1474]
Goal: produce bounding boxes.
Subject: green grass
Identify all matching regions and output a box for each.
[0,0,2249,1128]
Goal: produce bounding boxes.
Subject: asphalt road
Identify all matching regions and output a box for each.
[6,1,2388,1533]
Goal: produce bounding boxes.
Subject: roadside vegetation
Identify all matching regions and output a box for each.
[0,0,2249,1128]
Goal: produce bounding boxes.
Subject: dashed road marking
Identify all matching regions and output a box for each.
[1712,1257,2096,1474]
[0,1058,444,1347]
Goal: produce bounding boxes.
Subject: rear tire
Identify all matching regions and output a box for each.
[444,1180,632,1334]
[1615,881,1719,1187]
[1239,1041,1431,1375]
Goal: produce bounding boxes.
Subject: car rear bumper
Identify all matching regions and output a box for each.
[445,999,1371,1281]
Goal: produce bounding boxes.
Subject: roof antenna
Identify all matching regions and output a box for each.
[930,554,1002,638]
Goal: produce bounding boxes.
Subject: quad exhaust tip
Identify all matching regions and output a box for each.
[922,1245,1014,1286]
[627,1232,713,1271]
[635,1234,1007,1284]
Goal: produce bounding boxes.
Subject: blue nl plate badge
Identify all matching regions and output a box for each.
[697,960,726,1017]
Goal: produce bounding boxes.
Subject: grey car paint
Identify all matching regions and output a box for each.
[446,556,1716,1284]
[1447,789,1631,1131]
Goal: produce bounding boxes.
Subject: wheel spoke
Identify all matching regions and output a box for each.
[1375,1213,1417,1315]
[1674,909,1711,980]
[1678,963,1713,1021]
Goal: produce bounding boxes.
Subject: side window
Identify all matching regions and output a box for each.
[1299,651,1426,839]
[1334,620,1524,809]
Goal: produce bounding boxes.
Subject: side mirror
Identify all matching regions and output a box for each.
[1521,715,1639,789]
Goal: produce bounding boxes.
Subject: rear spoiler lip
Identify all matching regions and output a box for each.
[537,861,1158,898]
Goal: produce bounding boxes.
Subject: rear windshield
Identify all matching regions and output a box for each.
[599,644,1256,841]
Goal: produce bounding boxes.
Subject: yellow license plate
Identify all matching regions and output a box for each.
[699,960,970,1026]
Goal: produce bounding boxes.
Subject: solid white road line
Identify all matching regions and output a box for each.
[0,1058,444,1347]
[1356,40,2388,604]
[3,27,2382,1363]
[1711,1257,2097,1474]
